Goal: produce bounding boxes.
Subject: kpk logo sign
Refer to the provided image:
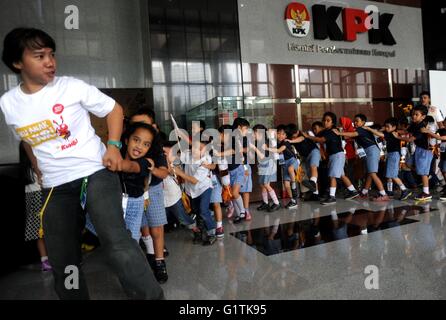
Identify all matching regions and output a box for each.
[285,2,396,45]
[285,3,311,37]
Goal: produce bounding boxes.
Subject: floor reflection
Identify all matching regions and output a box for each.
[231,205,435,256]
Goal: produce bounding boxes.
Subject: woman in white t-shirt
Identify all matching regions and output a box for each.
[0,28,163,300]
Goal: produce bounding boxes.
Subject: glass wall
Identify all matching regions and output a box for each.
[149,0,242,132]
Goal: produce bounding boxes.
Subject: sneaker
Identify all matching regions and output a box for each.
[257,202,270,211]
[267,203,281,212]
[154,260,168,284]
[216,227,224,239]
[307,193,320,202]
[386,191,395,198]
[399,189,413,201]
[439,193,446,202]
[202,235,217,246]
[192,231,202,244]
[321,197,336,205]
[372,195,390,202]
[41,260,52,272]
[345,190,360,200]
[415,193,432,201]
[359,192,369,200]
[233,215,244,224]
[226,205,234,219]
[285,200,298,209]
[302,180,317,192]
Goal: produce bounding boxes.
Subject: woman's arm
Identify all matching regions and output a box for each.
[249,143,266,160]
[420,128,446,141]
[103,103,124,172]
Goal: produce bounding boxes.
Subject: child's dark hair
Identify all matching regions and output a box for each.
[420,90,430,98]
[384,117,398,128]
[2,28,56,74]
[438,128,446,136]
[253,124,267,132]
[312,121,323,129]
[232,117,250,130]
[218,124,233,133]
[276,124,291,138]
[398,117,409,127]
[132,106,155,122]
[286,123,298,136]
[425,115,435,124]
[323,112,337,128]
[413,105,428,116]
[354,114,367,122]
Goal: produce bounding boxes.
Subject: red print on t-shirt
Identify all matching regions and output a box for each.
[52,104,64,115]
[53,116,71,140]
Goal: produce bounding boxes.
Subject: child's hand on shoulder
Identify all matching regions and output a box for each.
[146,158,155,171]
[332,129,340,135]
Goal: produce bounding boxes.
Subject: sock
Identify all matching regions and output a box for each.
[362,188,369,195]
[234,196,245,215]
[232,199,241,216]
[217,221,223,229]
[379,190,387,196]
[399,184,407,191]
[41,256,48,263]
[330,210,338,220]
[329,187,336,197]
[244,208,250,215]
[313,190,319,195]
[310,176,318,183]
[262,191,268,204]
[387,182,393,192]
[269,190,279,205]
[155,257,164,262]
[423,187,429,194]
[291,181,296,189]
[141,235,154,255]
[347,185,356,192]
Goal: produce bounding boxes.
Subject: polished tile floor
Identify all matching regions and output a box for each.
[1,198,446,300]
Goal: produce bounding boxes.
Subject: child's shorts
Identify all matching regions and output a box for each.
[142,183,167,228]
[210,174,222,204]
[240,165,252,193]
[414,147,433,176]
[386,151,400,179]
[229,165,245,187]
[328,152,345,178]
[304,148,321,175]
[258,159,277,185]
[365,145,380,174]
[282,157,299,181]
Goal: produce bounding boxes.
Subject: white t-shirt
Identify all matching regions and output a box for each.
[428,105,444,124]
[180,150,213,199]
[0,76,115,188]
[163,175,182,208]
